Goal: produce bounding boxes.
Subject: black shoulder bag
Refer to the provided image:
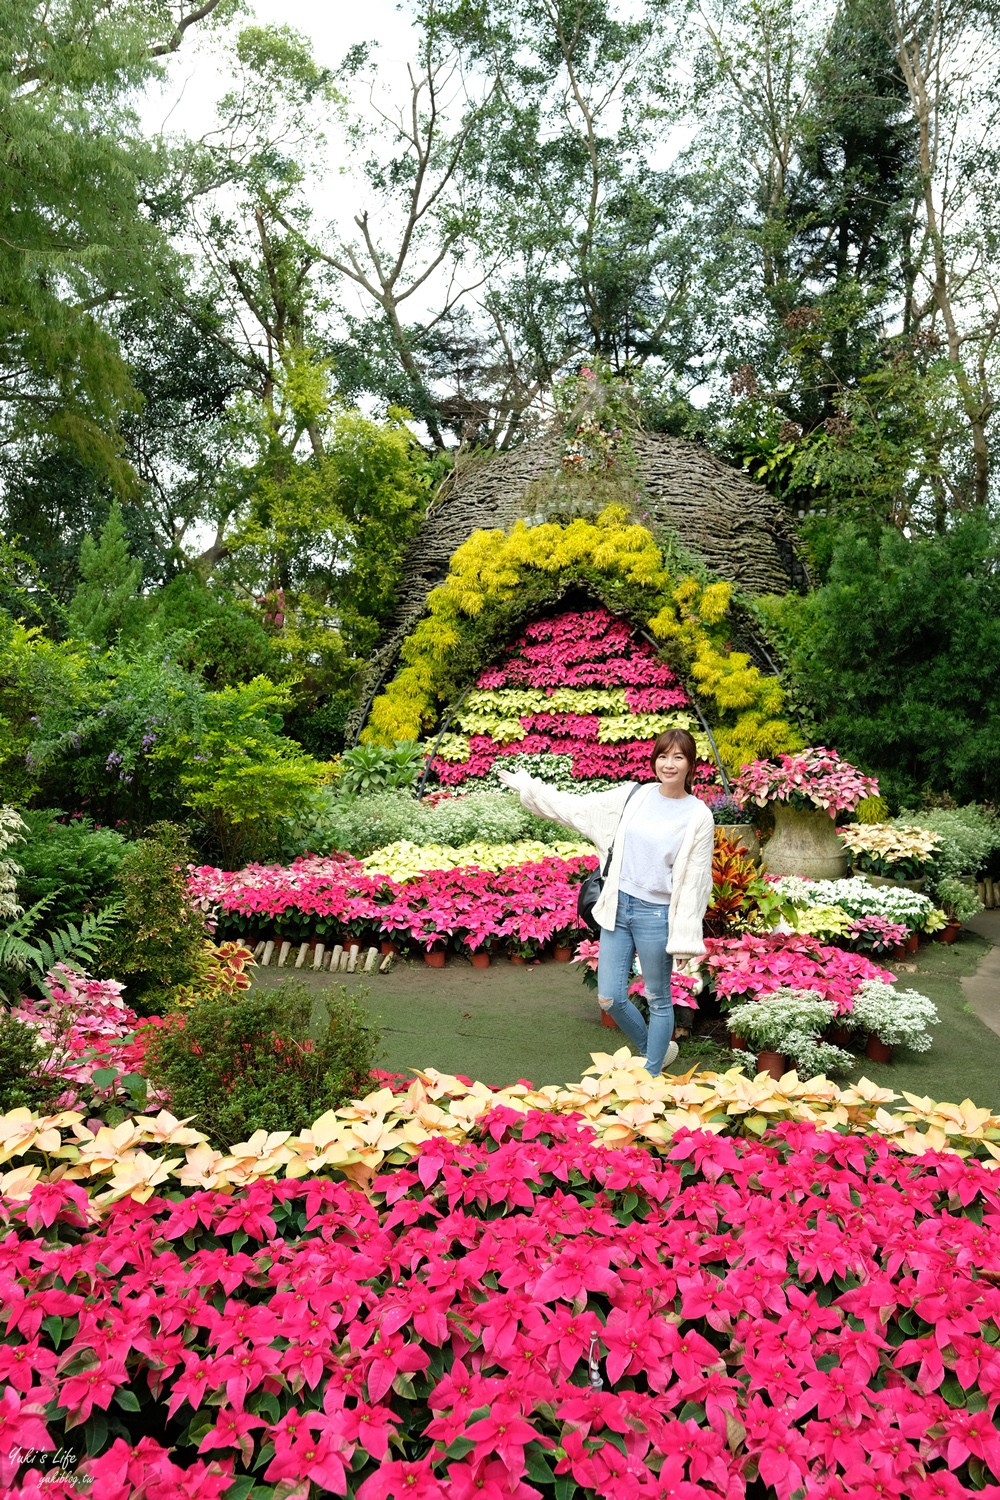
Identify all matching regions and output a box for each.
[576,783,642,936]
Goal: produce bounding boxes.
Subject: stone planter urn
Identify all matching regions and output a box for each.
[761,805,849,881]
[859,872,926,894]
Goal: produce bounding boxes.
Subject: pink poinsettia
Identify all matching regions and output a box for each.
[5,1113,1000,1496]
[701,932,895,1013]
[11,966,167,1111]
[733,747,879,815]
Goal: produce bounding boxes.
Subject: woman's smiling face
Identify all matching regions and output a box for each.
[654,743,690,794]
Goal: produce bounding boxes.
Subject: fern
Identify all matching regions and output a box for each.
[0,899,123,996]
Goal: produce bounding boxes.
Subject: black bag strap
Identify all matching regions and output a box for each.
[601,782,642,875]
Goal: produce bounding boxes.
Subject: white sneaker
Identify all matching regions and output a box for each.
[645,1041,679,1074]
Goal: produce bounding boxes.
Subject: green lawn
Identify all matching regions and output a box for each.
[251,930,1000,1110]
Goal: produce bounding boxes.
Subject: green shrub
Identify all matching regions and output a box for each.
[97,823,208,1012]
[758,516,1000,805]
[935,876,982,923]
[284,694,355,759]
[0,1012,50,1111]
[15,811,127,927]
[142,576,282,688]
[420,790,552,846]
[338,741,427,795]
[150,677,323,866]
[278,786,571,860]
[143,980,380,1145]
[279,788,426,859]
[895,804,1000,881]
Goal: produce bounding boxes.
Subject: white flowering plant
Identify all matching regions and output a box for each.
[726,988,833,1050]
[850,980,940,1051]
[767,876,939,933]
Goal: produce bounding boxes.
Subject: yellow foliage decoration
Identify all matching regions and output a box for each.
[364,506,802,771]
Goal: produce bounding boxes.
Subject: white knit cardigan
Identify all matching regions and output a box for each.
[515,776,716,959]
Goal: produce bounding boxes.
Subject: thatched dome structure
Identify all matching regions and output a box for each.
[354,431,805,739]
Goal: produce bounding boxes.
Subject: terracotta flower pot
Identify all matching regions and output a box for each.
[380,940,399,956]
[904,932,919,954]
[762,805,849,881]
[423,948,446,968]
[469,951,491,969]
[865,1034,894,1064]
[756,1050,787,1081]
[937,918,961,945]
[729,1033,746,1051]
[600,1011,619,1030]
[553,945,573,963]
[509,954,528,966]
[828,1024,853,1047]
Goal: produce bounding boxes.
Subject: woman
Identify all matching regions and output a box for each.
[497,729,715,1075]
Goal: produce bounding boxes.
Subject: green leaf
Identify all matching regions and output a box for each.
[40,1315,66,1349]
[92,1067,119,1089]
[114,1388,142,1412]
[222,1480,256,1500]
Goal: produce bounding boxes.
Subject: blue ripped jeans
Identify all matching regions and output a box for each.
[597,892,675,1074]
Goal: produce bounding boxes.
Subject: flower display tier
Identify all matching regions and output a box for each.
[769,875,943,944]
[4,1061,1000,1497]
[190,847,598,957]
[426,606,720,789]
[701,932,897,1015]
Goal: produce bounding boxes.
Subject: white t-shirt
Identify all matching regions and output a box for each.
[618,786,700,905]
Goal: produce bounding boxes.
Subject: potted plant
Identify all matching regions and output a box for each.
[507,937,543,964]
[934,876,982,942]
[551,925,577,962]
[724,988,852,1080]
[836,823,941,892]
[733,749,879,881]
[850,980,939,1063]
[706,794,761,865]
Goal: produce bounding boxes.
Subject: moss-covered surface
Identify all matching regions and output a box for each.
[251,930,1000,1109]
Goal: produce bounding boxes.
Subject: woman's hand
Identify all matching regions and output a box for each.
[496,767,533,792]
[672,955,704,979]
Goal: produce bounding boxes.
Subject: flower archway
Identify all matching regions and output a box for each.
[362,506,802,777]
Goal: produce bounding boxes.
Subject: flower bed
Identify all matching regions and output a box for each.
[189,849,598,955]
[4,1083,1000,1498]
[768,876,941,936]
[701,932,897,1015]
[426,607,720,790]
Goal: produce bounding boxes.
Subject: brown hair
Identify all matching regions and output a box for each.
[650,728,698,793]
